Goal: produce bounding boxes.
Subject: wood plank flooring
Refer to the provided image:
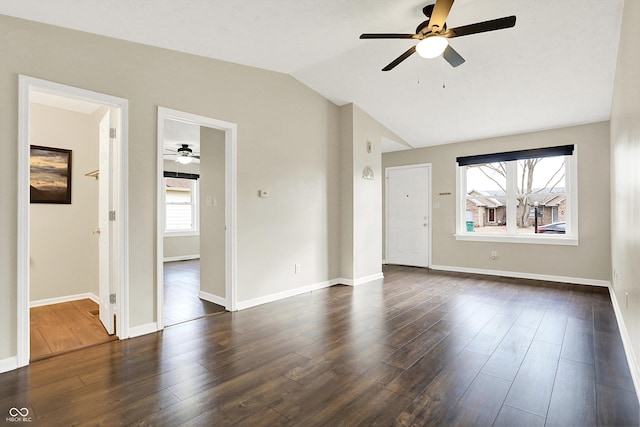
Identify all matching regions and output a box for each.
[163,259,226,326]
[29,299,117,361]
[3,265,638,425]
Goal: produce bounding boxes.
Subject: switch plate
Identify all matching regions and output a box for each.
[259,190,269,198]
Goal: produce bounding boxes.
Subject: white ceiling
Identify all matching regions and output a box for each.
[163,119,201,163]
[31,91,102,115]
[2,0,624,149]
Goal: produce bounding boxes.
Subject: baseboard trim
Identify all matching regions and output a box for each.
[199,291,226,307]
[163,255,200,262]
[237,279,339,311]
[608,286,640,404]
[0,356,18,374]
[30,292,100,308]
[429,264,610,287]
[342,272,384,287]
[128,322,159,338]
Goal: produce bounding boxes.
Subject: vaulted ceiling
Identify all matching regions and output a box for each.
[1,0,624,150]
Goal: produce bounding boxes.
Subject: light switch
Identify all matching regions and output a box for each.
[259,190,269,198]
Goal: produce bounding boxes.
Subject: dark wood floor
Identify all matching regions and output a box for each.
[30,299,116,361]
[163,259,225,326]
[2,265,638,426]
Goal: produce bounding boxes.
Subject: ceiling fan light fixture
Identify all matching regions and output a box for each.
[175,155,193,165]
[416,35,448,59]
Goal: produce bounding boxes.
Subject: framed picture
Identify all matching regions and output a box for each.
[30,145,72,204]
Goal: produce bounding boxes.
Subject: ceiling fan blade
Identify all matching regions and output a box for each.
[445,16,516,38]
[442,45,465,67]
[360,33,420,39]
[382,46,417,71]
[428,0,454,31]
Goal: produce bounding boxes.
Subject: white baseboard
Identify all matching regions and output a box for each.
[128,322,159,338]
[199,290,226,307]
[429,264,610,287]
[608,286,640,404]
[0,356,18,374]
[338,272,385,287]
[30,292,100,308]
[382,259,388,265]
[163,255,200,262]
[236,278,340,311]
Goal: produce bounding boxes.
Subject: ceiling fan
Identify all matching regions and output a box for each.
[360,0,516,71]
[164,144,200,164]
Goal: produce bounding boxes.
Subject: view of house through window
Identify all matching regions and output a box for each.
[462,154,568,236]
[165,177,198,233]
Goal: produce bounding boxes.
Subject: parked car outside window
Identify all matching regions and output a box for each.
[537,222,565,234]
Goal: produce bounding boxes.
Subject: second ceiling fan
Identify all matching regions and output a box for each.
[360,0,516,71]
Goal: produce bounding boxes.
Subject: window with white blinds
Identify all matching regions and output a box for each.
[165,177,198,234]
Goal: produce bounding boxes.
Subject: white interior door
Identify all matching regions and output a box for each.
[98,109,114,335]
[387,165,430,267]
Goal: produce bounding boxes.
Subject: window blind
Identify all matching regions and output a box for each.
[456,145,574,166]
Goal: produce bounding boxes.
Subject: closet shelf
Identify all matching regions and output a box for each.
[85,170,99,179]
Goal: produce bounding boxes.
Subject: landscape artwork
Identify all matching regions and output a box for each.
[30,145,72,204]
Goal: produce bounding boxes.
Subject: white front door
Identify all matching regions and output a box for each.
[98,109,114,335]
[386,165,430,267]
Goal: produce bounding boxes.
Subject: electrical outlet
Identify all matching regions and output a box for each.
[295,263,301,274]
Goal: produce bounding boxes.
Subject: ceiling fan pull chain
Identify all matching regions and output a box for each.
[441,59,446,89]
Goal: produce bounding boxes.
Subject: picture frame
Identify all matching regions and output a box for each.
[30,145,72,204]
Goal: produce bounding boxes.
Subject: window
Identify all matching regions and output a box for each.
[456,145,577,244]
[165,177,198,234]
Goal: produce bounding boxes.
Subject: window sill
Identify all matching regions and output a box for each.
[455,233,578,246]
[164,231,199,238]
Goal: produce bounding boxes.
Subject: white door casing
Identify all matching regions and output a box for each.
[386,164,431,268]
[156,107,238,331]
[17,76,129,368]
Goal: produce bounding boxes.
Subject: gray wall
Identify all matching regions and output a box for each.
[199,127,226,299]
[339,104,407,281]
[383,122,611,283]
[29,103,101,301]
[610,0,640,382]
[0,14,343,361]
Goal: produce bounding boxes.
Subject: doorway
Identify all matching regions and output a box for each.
[156,107,238,330]
[17,76,129,367]
[385,164,432,268]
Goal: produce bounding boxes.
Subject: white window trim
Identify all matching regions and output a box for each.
[455,149,578,246]
[164,178,200,236]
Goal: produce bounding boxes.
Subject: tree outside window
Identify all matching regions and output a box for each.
[458,146,575,241]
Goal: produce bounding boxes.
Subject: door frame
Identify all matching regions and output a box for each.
[156,106,238,329]
[384,163,432,268]
[17,75,130,367]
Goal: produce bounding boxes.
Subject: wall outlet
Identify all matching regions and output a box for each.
[295,263,301,274]
[491,251,498,260]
